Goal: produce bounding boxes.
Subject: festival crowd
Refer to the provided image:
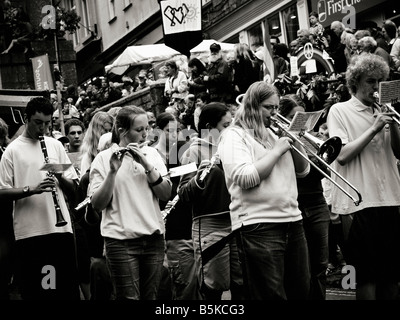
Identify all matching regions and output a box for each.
[1,14,400,301]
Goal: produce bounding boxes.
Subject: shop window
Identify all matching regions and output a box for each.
[282,4,299,45]
[248,24,264,52]
[268,14,281,40]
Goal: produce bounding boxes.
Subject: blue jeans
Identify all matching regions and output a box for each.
[104,234,165,300]
[166,239,202,300]
[192,214,243,299]
[300,202,330,300]
[236,220,310,300]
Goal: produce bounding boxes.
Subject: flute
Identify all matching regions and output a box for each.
[39,136,68,227]
[75,196,91,211]
[199,154,220,182]
[161,194,179,221]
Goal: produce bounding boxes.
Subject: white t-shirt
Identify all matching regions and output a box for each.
[327,96,400,214]
[218,126,307,231]
[0,135,78,240]
[89,144,169,240]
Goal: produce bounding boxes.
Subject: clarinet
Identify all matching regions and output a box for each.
[39,136,68,227]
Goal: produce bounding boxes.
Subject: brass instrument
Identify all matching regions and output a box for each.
[39,136,68,227]
[274,113,342,164]
[270,116,362,206]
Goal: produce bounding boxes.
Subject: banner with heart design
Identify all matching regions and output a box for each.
[159,0,203,57]
[160,0,201,34]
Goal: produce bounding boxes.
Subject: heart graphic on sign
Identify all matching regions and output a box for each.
[163,4,189,26]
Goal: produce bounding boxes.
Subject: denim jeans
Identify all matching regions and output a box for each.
[104,234,165,300]
[192,213,243,300]
[166,239,202,300]
[236,220,310,300]
[300,202,330,300]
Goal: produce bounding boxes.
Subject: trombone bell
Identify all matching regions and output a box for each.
[297,127,342,164]
[318,136,342,164]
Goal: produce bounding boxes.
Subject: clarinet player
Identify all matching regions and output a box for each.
[0,97,80,300]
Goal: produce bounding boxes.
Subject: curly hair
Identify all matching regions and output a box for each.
[345,53,389,95]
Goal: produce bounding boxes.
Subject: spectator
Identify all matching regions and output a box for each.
[121,75,136,97]
[390,26,400,72]
[354,29,371,41]
[232,43,261,95]
[164,59,189,105]
[344,33,358,64]
[194,91,211,132]
[323,28,347,74]
[380,20,397,54]
[289,39,299,56]
[330,21,347,45]
[358,36,391,67]
[297,29,311,49]
[187,57,207,97]
[273,43,290,77]
[309,11,325,47]
[135,69,151,92]
[179,94,196,130]
[203,42,234,103]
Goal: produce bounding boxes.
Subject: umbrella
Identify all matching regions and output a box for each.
[105,44,182,75]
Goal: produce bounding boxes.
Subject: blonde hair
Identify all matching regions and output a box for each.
[234,81,278,141]
[80,111,114,163]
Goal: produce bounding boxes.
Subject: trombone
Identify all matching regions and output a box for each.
[270,114,362,206]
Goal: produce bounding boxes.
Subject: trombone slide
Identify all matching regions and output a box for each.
[270,117,362,206]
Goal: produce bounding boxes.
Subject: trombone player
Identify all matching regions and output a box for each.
[327,53,400,300]
[218,81,311,300]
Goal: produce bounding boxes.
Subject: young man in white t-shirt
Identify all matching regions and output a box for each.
[0,97,80,300]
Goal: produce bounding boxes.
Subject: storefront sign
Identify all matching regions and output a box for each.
[311,0,383,27]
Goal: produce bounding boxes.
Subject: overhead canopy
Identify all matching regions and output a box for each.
[105,44,182,76]
[190,39,235,54]
[0,89,50,108]
[105,40,235,76]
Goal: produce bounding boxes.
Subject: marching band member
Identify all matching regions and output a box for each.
[89,106,171,300]
[217,81,311,300]
[327,54,400,300]
[279,94,331,300]
[178,102,244,300]
[0,97,80,300]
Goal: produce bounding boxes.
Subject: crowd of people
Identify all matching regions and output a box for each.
[1,15,400,301]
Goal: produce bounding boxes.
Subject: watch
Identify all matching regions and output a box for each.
[23,186,30,194]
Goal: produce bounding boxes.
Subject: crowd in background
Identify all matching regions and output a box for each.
[1,14,400,301]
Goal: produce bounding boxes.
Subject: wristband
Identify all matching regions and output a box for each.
[145,167,155,175]
[149,175,163,187]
